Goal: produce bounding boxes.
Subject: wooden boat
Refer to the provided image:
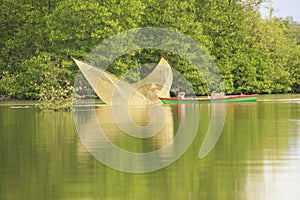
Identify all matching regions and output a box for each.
[159,94,258,104]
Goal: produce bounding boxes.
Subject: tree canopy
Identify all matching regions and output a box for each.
[0,0,299,105]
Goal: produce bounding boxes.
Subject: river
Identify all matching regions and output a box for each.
[0,94,300,200]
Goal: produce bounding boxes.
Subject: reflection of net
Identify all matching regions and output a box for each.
[73,57,173,105]
[94,106,174,151]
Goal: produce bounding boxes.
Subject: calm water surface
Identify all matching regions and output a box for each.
[0,95,300,200]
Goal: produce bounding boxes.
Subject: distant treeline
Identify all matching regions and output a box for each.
[0,0,300,104]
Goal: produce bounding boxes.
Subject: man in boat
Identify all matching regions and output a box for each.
[177,92,185,99]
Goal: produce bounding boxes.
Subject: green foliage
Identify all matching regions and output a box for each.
[1,0,300,110]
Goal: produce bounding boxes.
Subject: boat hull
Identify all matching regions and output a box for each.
[159,94,258,104]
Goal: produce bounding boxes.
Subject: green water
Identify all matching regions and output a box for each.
[1,95,300,200]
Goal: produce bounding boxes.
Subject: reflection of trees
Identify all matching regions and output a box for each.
[242,102,300,199]
[1,99,300,199]
[150,101,300,200]
[198,102,299,199]
[0,108,77,199]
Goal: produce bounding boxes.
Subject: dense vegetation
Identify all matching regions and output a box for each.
[0,0,299,107]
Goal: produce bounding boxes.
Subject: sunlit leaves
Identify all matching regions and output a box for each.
[0,0,299,104]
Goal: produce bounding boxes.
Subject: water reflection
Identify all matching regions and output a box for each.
[1,95,300,199]
[243,102,300,200]
[73,103,199,173]
[199,103,226,158]
[95,105,174,149]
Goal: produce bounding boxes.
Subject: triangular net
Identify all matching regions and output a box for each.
[73,57,173,105]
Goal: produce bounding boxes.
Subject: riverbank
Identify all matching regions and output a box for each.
[1,93,299,110]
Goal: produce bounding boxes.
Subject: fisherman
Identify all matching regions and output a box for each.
[177,92,185,99]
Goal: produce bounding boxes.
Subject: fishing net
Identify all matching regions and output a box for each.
[73,57,173,105]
